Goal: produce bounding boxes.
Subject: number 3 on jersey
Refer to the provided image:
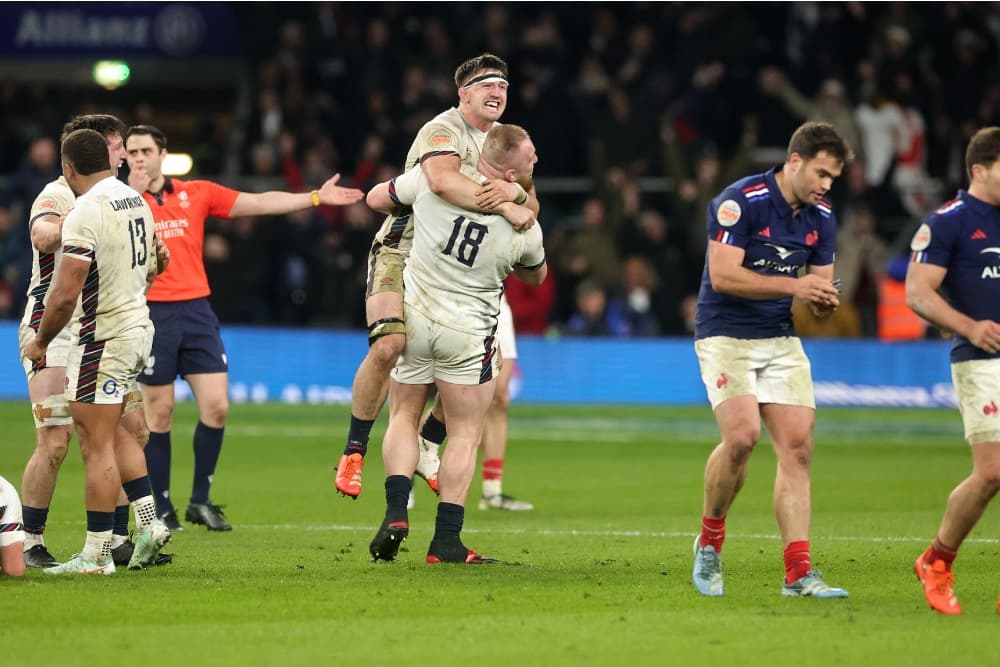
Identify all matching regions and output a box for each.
[442,215,488,268]
[128,216,148,268]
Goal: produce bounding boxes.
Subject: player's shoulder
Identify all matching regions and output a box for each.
[416,108,464,139]
[31,176,74,211]
[931,196,967,220]
[715,172,771,206]
[813,197,834,220]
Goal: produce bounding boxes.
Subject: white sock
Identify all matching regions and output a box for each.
[24,533,44,550]
[421,440,440,457]
[84,530,113,562]
[483,479,502,498]
[110,534,129,549]
[131,496,158,530]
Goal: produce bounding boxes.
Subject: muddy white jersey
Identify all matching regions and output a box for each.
[20,177,77,333]
[61,176,156,343]
[390,167,545,335]
[0,474,24,548]
[373,107,488,254]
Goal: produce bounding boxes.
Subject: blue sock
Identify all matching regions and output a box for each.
[145,431,172,514]
[122,476,153,503]
[86,510,115,533]
[420,413,447,445]
[22,505,48,535]
[385,475,412,521]
[345,415,375,456]
[434,502,464,536]
[191,421,224,505]
[113,505,130,537]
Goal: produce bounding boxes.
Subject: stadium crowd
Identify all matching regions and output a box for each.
[1,3,999,339]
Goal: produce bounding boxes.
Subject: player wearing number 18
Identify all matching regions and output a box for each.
[365,123,545,563]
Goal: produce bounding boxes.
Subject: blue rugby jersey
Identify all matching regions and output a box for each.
[910,190,1000,363]
[694,166,837,340]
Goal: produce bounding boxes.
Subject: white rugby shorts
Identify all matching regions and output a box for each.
[951,358,1000,445]
[393,306,499,386]
[695,336,815,410]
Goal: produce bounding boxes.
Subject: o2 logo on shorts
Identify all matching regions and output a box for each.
[102,380,120,397]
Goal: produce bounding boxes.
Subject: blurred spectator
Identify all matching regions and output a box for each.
[611,256,666,337]
[505,271,556,335]
[1,136,58,210]
[554,195,622,291]
[877,254,926,341]
[792,298,863,338]
[564,280,629,337]
[758,68,863,157]
[834,206,890,338]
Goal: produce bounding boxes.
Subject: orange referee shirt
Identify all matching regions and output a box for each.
[141,177,240,302]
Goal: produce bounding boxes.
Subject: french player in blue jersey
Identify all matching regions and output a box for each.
[690,122,853,599]
[907,126,1000,615]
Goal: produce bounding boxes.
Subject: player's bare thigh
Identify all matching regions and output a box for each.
[28,366,66,405]
[366,290,404,326]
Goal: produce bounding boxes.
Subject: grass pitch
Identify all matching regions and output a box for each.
[2,402,1000,666]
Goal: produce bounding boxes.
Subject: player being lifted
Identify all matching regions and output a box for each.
[335,53,537,500]
[365,123,546,563]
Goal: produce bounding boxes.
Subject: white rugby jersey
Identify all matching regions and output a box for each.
[390,166,545,335]
[0,474,24,548]
[20,177,76,333]
[373,107,489,253]
[60,176,156,343]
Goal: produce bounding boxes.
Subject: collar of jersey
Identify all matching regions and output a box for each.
[149,176,174,206]
[763,166,794,218]
[958,189,995,216]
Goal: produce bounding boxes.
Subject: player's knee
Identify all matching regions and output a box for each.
[145,402,174,432]
[779,434,814,467]
[36,425,72,465]
[975,462,1000,494]
[369,333,405,367]
[130,417,150,447]
[201,398,229,426]
[491,385,511,411]
[723,429,759,462]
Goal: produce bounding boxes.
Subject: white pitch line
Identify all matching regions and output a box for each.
[233,523,1000,544]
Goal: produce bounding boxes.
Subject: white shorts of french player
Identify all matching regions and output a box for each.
[392,306,500,386]
[496,294,517,360]
[65,327,153,405]
[951,358,1000,445]
[695,336,815,410]
[18,322,73,381]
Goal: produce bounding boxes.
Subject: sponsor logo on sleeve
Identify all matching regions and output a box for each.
[717,200,741,227]
[910,223,931,251]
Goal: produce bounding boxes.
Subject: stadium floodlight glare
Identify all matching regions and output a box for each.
[92,60,131,90]
[162,153,193,176]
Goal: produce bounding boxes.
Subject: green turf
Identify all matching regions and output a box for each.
[3,402,1000,666]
